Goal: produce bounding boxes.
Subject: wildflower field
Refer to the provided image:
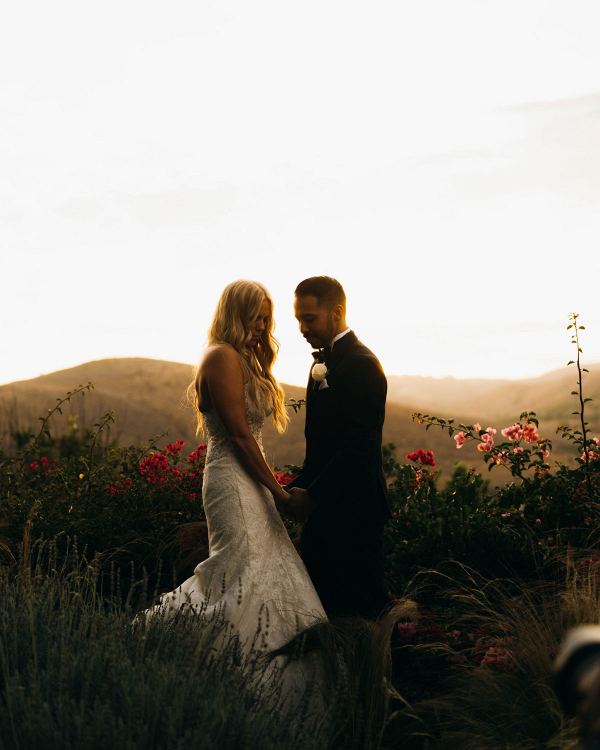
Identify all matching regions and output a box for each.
[1,315,599,748]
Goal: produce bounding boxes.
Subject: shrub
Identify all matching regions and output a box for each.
[0,540,333,750]
[383,315,600,593]
[0,386,209,582]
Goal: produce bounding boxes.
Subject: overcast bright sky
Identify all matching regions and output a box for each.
[2,0,600,388]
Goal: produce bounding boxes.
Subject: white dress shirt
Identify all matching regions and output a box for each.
[329,327,351,350]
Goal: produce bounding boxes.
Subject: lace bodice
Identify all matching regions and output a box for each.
[202,383,272,464]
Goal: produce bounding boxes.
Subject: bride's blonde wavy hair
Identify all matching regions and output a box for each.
[191,280,289,435]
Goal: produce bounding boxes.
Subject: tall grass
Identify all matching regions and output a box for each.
[0,540,334,750]
[0,539,420,750]
[386,560,600,750]
[4,541,599,749]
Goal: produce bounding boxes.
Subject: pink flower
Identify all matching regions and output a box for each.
[493,452,509,465]
[535,519,541,526]
[522,423,540,443]
[480,646,516,671]
[485,427,497,436]
[477,432,494,452]
[514,446,524,453]
[594,438,600,446]
[397,622,418,639]
[542,449,550,458]
[473,423,481,431]
[454,431,470,449]
[501,424,523,441]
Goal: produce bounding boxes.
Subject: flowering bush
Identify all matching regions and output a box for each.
[384,315,600,593]
[384,457,505,592]
[395,608,522,672]
[0,389,209,579]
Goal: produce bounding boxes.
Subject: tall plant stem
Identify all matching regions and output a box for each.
[572,318,592,500]
[85,411,115,501]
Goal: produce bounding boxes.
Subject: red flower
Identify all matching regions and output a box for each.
[140,453,185,485]
[188,445,207,465]
[406,449,436,467]
[30,457,59,475]
[275,471,297,486]
[165,439,185,455]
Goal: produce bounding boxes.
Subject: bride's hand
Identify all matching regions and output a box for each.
[273,487,293,517]
[286,487,316,523]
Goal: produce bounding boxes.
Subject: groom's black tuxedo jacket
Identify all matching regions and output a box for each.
[291,331,391,526]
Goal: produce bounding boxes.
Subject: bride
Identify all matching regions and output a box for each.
[144,279,326,658]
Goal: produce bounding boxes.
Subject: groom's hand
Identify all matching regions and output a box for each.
[287,487,316,523]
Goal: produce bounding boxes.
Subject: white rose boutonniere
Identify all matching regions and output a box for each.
[311,363,328,382]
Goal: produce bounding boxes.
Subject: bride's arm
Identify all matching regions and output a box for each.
[200,346,290,511]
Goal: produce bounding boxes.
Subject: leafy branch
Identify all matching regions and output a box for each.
[411,411,552,481]
[287,398,306,414]
[19,383,94,474]
[83,411,115,500]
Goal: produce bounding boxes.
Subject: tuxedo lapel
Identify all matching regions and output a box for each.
[324,330,357,376]
[303,332,358,432]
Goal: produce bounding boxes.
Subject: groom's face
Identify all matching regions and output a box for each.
[294,295,336,349]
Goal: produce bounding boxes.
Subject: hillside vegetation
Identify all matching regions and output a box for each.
[3,327,600,749]
[1,357,596,478]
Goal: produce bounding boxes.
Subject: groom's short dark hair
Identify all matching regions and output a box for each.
[295,276,346,312]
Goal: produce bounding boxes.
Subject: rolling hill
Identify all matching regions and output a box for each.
[1,357,597,480]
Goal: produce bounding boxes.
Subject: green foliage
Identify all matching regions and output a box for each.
[385,453,600,594]
[384,461,506,592]
[4,315,600,749]
[0,388,209,582]
[382,442,397,477]
[383,315,600,594]
[0,541,331,750]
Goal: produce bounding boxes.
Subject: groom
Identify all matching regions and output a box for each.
[287,276,391,620]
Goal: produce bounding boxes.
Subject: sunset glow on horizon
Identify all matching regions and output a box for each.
[3,0,600,389]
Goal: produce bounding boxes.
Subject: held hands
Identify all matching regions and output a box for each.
[285,487,316,523]
[274,486,316,523]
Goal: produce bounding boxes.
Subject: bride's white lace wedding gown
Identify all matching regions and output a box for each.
[146,384,326,659]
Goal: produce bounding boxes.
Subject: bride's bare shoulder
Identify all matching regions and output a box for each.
[196,346,245,412]
[202,343,237,362]
[200,345,243,377]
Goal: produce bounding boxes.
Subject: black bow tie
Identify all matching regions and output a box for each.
[312,346,333,366]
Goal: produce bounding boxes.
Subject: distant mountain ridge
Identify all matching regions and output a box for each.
[386,366,588,413]
[1,357,597,478]
[386,374,506,412]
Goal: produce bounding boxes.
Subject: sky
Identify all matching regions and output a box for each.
[2,0,600,388]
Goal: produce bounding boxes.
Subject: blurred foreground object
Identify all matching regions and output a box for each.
[554,626,600,749]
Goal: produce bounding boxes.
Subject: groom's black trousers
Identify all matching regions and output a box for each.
[300,507,390,621]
